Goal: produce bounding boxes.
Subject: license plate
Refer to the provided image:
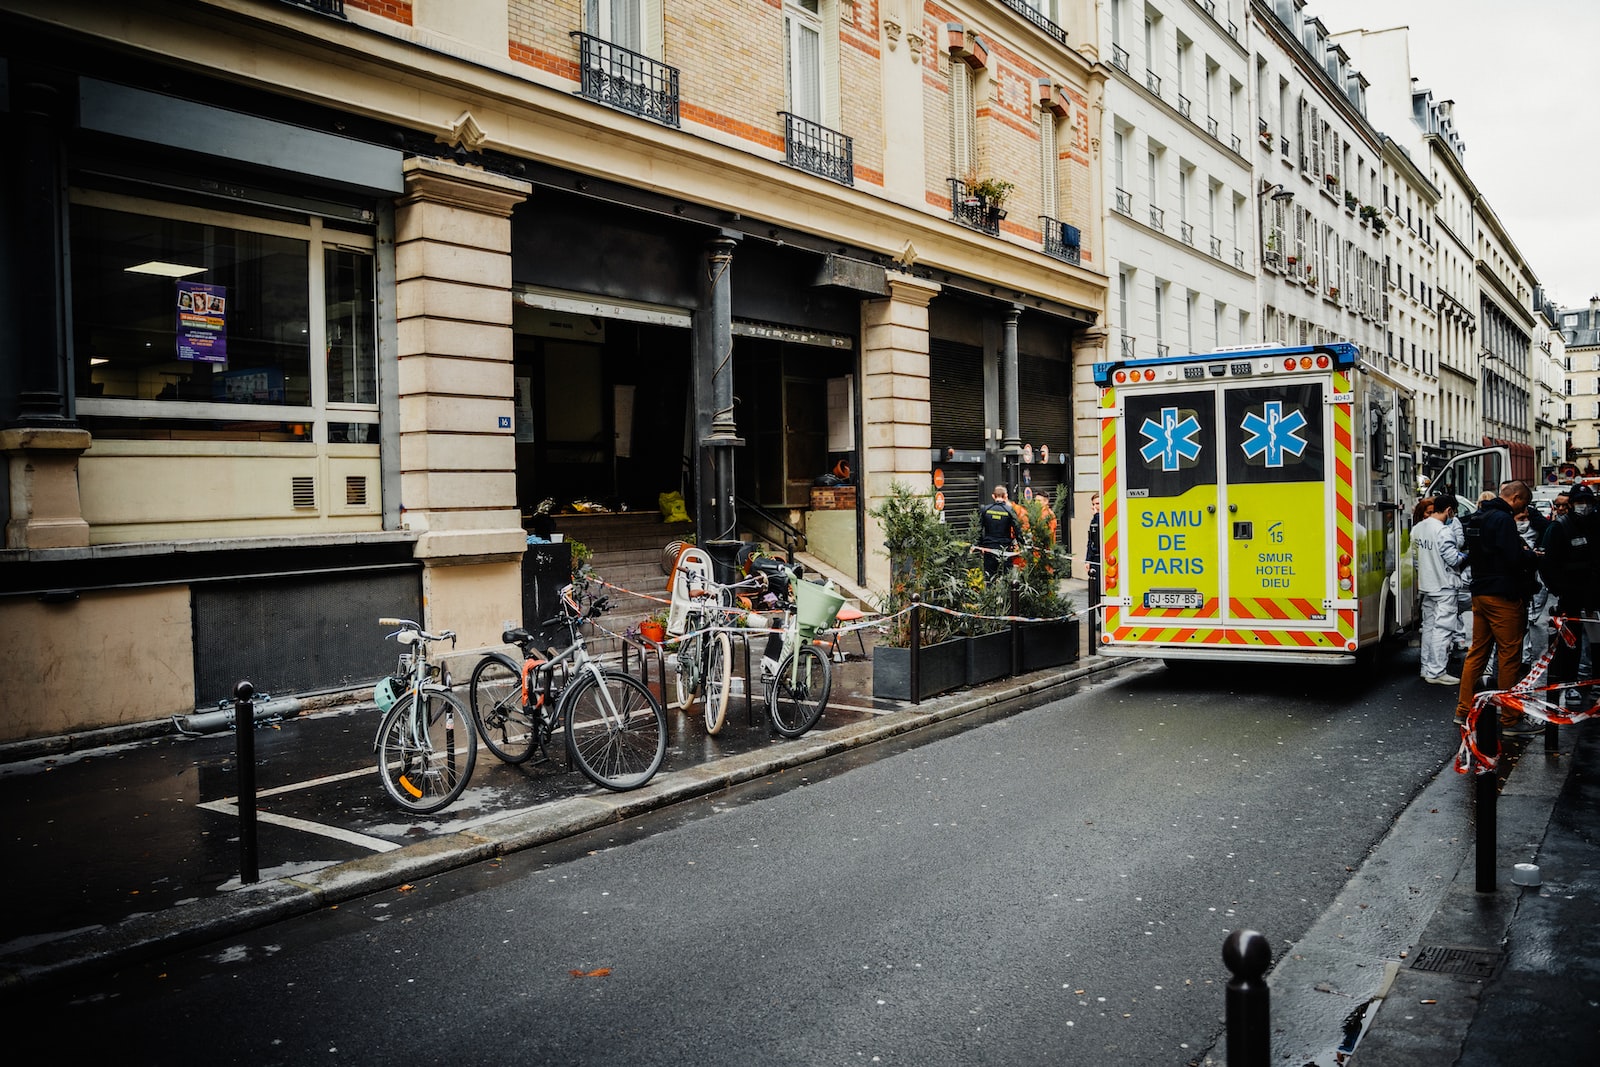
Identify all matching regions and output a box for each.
[1145,590,1203,610]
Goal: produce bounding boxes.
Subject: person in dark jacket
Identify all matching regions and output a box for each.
[977,485,1022,581]
[1085,493,1101,584]
[1455,480,1543,734]
[1539,484,1600,709]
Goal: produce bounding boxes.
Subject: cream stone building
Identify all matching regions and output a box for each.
[0,0,1108,740]
[1249,2,1384,361]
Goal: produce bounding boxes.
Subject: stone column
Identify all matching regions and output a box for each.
[860,271,940,592]
[393,157,531,646]
[8,70,74,426]
[2,427,92,548]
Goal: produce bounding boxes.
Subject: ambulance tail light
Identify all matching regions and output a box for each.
[1299,356,1314,370]
[1115,370,1128,383]
[1282,358,1297,371]
[1315,354,1330,369]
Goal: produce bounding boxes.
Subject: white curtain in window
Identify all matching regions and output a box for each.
[950,61,975,176]
[586,0,642,51]
[1039,111,1058,217]
[786,3,822,121]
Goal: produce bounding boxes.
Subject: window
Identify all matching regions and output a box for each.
[784,1,823,122]
[1039,110,1059,217]
[949,56,976,178]
[71,190,378,443]
[586,0,643,51]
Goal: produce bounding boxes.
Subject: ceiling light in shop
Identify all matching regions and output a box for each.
[124,260,206,277]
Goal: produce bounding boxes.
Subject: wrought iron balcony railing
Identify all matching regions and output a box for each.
[1207,116,1219,139]
[1112,44,1129,72]
[1157,343,1170,357]
[1121,335,1137,358]
[948,178,1002,236]
[1210,236,1223,258]
[1234,247,1245,270]
[997,0,1068,44]
[1148,204,1164,230]
[278,0,344,14]
[1114,188,1133,216]
[1145,70,1162,96]
[1178,94,1192,120]
[571,31,680,127]
[1180,221,1194,245]
[1040,216,1082,265]
[780,112,853,186]
[1230,133,1242,155]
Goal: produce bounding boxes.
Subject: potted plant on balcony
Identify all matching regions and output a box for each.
[964,171,1015,224]
[1344,191,1358,211]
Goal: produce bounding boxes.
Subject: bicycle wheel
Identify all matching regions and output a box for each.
[376,689,478,814]
[674,630,703,712]
[767,644,831,738]
[563,670,667,791]
[703,629,732,735]
[469,653,536,764]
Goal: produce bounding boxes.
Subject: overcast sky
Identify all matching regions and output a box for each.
[1306,0,1600,308]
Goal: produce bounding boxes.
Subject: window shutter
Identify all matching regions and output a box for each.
[1039,111,1058,217]
[949,61,974,175]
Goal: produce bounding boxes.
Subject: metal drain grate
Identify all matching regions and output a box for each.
[1410,945,1501,979]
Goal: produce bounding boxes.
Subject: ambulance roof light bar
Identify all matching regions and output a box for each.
[1092,343,1356,387]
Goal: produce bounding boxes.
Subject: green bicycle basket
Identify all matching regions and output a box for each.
[794,580,847,639]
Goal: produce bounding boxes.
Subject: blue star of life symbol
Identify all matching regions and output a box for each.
[1138,406,1203,472]
[1239,401,1308,467]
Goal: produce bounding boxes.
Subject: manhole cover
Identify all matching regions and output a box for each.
[1409,945,1501,979]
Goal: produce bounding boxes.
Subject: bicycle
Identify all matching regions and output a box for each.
[667,547,734,734]
[746,557,843,738]
[468,579,667,791]
[372,618,477,815]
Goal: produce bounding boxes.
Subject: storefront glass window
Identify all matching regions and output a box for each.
[73,203,310,405]
[69,191,379,443]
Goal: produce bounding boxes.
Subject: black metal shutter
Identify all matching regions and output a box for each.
[929,339,985,452]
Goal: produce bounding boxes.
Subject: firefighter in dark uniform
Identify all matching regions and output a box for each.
[978,485,1022,581]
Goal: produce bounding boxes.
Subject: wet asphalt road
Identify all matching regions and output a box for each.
[14,646,1470,1065]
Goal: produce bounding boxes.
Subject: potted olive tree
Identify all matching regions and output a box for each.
[869,483,972,701]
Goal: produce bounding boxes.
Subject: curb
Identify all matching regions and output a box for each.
[0,654,1132,997]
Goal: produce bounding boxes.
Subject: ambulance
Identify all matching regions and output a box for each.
[1092,342,1507,665]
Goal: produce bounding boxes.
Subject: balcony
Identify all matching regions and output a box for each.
[1114,188,1133,216]
[1178,94,1192,120]
[278,0,344,14]
[780,112,853,186]
[948,178,1002,236]
[1149,205,1164,231]
[997,0,1067,44]
[1145,70,1162,97]
[1234,247,1245,270]
[1230,134,1241,155]
[572,32,680,127]
[1180,221,1194,245]
[1112,44,1129,72]
[1121,335,1137,358]
[1040,217,1082,265]
[1210,235,1223,259]
[1157,343,1171,357]
[1207,116,1220,140]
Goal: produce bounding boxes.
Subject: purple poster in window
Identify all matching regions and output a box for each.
[176,281,228,363]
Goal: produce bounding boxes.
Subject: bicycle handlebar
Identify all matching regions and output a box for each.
[377,617,455,646]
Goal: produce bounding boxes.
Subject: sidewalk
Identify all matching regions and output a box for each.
[3,606,1596,1066]
[0,584,1119,996]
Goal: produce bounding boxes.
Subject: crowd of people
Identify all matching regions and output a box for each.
[1413,478,1600,735]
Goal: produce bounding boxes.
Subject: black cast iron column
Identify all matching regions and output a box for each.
[8,68,76,426]
[694,234,742,539]
[999,304,1022,489]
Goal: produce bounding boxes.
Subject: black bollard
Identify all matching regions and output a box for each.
[1474,711,1500,893]
[1223,929,1271,1067]
[1087,570,1101,655]
[908,594,922,705]
[234,679,259,886]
